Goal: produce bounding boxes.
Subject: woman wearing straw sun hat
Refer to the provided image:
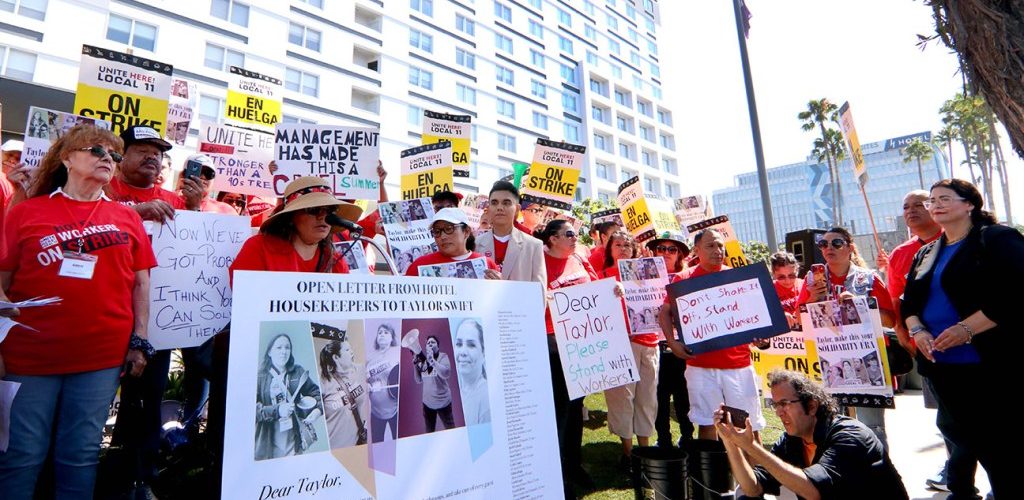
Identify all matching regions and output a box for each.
[230,176,363,276]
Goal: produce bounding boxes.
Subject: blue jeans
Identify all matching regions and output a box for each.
[0,366,121,499]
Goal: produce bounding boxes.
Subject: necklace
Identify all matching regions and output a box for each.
[946,225,973,245]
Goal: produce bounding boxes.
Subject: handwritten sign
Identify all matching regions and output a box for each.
[273,124,381,199]
[617,177,655,242]
[422,111,471,176]
[617,257,669,336]
[647,196,681,236]
[74,45,172,135]
[400,141,453,200]
[521,139,586,210]
[22,106,110,169]
[550,278,639,399]
[226,66,282,133]
[666,265,787,354]
[687,215,749,268]
[148,211,251,350]
[460,193,489,231]
[200,122,275,197]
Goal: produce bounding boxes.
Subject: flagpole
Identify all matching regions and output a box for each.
[731,0,778,250]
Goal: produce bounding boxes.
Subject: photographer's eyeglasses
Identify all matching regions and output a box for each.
[816,238,849,250]
[78,145,123,163]
[769,398,802,411]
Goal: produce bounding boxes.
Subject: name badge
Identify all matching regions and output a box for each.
[59,252,98,279]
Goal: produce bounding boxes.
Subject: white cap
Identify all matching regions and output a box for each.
[186,153,213,167]
[431,207,469,226]
[1,140,24,153]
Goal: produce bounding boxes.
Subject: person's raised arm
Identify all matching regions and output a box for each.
[376,161,388,202]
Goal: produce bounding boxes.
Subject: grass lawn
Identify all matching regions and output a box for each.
[579,393,783,500]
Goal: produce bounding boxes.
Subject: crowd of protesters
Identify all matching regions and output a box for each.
[0,124,1019,500]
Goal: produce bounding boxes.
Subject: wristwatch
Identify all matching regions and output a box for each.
[129,332,156,360]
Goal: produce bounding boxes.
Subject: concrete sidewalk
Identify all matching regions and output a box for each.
[885,390,991,499]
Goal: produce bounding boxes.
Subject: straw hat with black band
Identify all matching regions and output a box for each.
[261,176,363,234]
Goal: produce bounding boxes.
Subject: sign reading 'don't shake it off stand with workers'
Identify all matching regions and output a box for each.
[667,265,788,355]
[520,139,586,210]
[73,45,172,135]
[225,66,282,133]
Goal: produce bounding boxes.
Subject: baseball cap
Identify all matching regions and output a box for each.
[120,125,172,152]
[2,140,24,153]
[431,207,469,226]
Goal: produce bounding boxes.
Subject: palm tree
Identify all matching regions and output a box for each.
[901,138,934,189]
[934,125,955,179]
[798,99,842,225]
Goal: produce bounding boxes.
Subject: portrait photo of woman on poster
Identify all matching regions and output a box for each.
[255,332,325,461]
[454,319,490,426]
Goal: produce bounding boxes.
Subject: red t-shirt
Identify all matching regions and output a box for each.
[774,279,804,316]
[0,195,157,375]
[357,210,380,239]
[588,245,606,272]
[106,176,185,208]
[796,269,894,313]
[665,264,750,369]
[200,198,238,215]
[514,220,534,236]
[493,237,509,266]
[887,233,941,302]
[544,253,599,334]
[229,233,349,284]
[404,251,499,277]
[603,265,659,347]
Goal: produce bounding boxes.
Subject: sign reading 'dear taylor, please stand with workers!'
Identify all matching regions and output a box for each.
[74,45,172,135]
[400,141,454,200]
[422,111,471,176]
[550,278,640,400]
[667,265,788,355]
[272,124,381,199]
[147,211,251,350]
[225,66,282,133]
[520,139,586,210]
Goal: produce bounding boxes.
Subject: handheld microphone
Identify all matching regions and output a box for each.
[325,212,363,234]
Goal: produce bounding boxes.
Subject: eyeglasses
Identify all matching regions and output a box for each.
[769,398,802,411]
[78,145,123,163]
[774,273,798,280]
[816,238,849,250]
[654,245,680,254]
[559,230,577,239]
[923,196,966,210]
[429,224,464,237]
[302,206,332,217]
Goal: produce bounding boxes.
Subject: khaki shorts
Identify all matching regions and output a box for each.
[604,343,659,439]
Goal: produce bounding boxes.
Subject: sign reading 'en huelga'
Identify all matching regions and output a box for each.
[550,278,640,399]
[400,141,454,201]
[225,66,282,133]
[199,122,275,198]
[74,45,172,135]
[667,265,788,355]
[273,124,381,199]
[148,211,251,350]
[422,111,471,176]
[617,176,655,242]
[22,106,110,170]
[687,215,750,268]
[521,139,586,211]
[225,272,561,498]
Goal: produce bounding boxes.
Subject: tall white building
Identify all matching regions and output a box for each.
[1,0,680,199]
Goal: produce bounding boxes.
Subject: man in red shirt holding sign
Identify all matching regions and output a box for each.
[105,125,202,220]
[658,228,766,440]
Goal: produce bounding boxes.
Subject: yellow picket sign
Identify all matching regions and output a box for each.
[73,45,172,135]
[422,111,471,176]
[687,215,749,267]
[400,141,454,200]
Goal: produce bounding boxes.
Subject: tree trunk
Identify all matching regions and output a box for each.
[835,160,844,226]
[916,158,925,189]
[819,123,838,226]
[987,113,1014,224]
[962,141,977,184]
[946,141,954,179]
[974,141,995,217]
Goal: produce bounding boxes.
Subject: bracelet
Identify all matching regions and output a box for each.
[957,322,975,344]
[909,324,927,335]
[129,332,155,360]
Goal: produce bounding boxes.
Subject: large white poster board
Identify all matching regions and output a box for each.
[550,278,639,400]
[273,124,381,199]
[148,211,250,350]
[225,273,561,498]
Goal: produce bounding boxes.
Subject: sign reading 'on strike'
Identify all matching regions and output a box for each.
[667,265,788,355]
[74,45,172,135]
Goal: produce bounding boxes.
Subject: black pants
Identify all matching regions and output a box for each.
[111,349,172,484]
[655,346,693,445]
[548,335,583,498]
[927,362,1010,499]
[423,403,455,432]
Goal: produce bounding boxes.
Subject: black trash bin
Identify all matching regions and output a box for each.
[685,439,733,500]
[631,445,689,500]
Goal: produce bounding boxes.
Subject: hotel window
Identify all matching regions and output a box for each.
[564,122,580,143]
[408,66,433,90]
[290,23,322,51]
[211,0,249,27]
[456,48,476,69]
[529,19,544,39]
[285,68,320,97]
[411,0,433,16]
[455,14,476,35]
[498,132,517,152]
[532,112,548,130]
[494,1,511,22]
[496,65,514,85]
[496,98,515,118]
[456,83,477,105]
[558,36,573,54]
[1,0,47,20]
[558,9,571,26]
[204,43,244,71]
[409,29,433,53]
[106,14,157,51]
[530,79,547,98]
[495,33,513,54]
[199,95,225,124]
[530,49,545,69]
[562,89,578,112]
[407,105,423,126]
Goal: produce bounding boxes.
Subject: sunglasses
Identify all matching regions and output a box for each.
[223,198,246,208]
[774,273,798,280]
[78,145,123,163]
[559,230,577,239]
[654,245,680,254]
[302,206,332,217]
[816,238,849,250]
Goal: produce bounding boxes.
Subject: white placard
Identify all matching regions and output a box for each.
[617,257,669,336]
[417,257,488,279]
[378,198,436,275]
[675,278,773,345]
[273,124,381,199]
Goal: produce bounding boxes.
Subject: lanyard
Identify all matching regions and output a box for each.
[59,196,103,255]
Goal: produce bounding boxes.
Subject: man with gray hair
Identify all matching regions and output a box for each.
[717,369,908,499]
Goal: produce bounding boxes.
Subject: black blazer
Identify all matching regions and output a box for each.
[901,223,1024,370]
